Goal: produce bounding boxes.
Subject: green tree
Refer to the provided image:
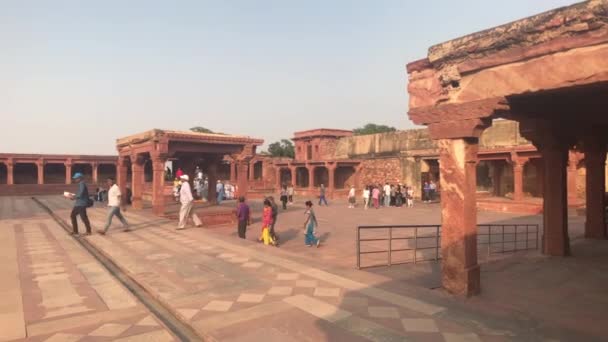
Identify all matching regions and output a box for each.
[353,123,397,136]
[190,126,214,133]
[267,139,295,158]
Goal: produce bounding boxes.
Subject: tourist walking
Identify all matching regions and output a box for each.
[362,186,370,210]
[69,172,92,236]
[372,186,380,209]
[216,180,225,204]
[406,186,414,207]
[303,201,321,247]
[97,177,129,235]
[287,184,294,204]
[423,181,431,203]
[235,196,250,239]
[280,186,288,210]
[429,180,437,201]
[383,182,391,207]
[395,185,404,207]
[348,185,356,208]
[177,175,202,229]
[268,196,280,244]
[259,199,276,246]
[319,184,328,206]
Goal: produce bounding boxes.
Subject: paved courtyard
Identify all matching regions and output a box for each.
[1,195,607,341]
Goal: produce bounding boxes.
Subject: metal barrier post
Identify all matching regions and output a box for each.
[435,226,440,260]
[514,225,518,251]
[388,227,392,266]
[502,225,505,253]
[487,226,491,258]
[414,227,418,264]
[525,225,529,250]
[356,226,361,269]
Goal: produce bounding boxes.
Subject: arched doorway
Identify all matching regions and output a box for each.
[296,167,309,188]
[253,161,263,180]
[335,166,355,189]
[14,163,38,184]
[43,163,66,184]
[523,160,542,197]
[280,168,292,186]
[314,167,329,187]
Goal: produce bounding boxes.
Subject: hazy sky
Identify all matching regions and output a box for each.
[1,0,578,155]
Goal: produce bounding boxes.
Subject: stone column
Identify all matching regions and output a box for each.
[131,156,145,209]
[117,158,128,199]
[308,166,315,189]
[539,139,570,256]
[207,161,218,204]
[567,150,579,207]
[536,158,544,196]
[512,159,526,202]
[7,160,14,185]
[152,156,167,216]
[248,161,255,181]
[289,166,296,186]
[230,162,236,183]
[237,160,250,199]
[327,164,336,198]
[492,162,502,197]
[275,167,282,190]
[65,160,72,184]
[92,163,99,185]
[438,138,480,297]
[584,135,607,239]
[36,159,44,185]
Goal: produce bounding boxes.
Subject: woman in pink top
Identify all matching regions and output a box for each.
[372,186,380,209]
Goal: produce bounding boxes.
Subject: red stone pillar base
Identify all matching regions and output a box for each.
[438,138,480,297]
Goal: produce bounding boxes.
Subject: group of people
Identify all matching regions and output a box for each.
[171,166,236,204]
[355,183,416,209]
[422,180,438,203]
[278,183,295,209]
[235,195,321,248]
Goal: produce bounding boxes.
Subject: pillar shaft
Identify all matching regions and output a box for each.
[438,138,480,297]
[276,168,282,190]
[237,161,249,199]
[492,162,502,197]
[37,160,44,185]
[117,159,128,200]
[308,166,314,189]
[567,150,579,207]
[131,158,145,209]
[230,162,236,183]
[289,167,296,186]
[540,142,570,256]
[92,163,99,185]
[584,137,607,239]
[7,161,14,185]
[207,161,218,204]
[512,160,525,201]
[152,158,166,216]
[327,166,336,198]
[248,162,255,181]
[65,162,72,184]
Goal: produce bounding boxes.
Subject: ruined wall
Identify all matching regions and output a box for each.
[479,120,529,148]
[358,158,403,186]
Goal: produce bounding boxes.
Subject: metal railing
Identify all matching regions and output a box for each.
[357,223,539,269]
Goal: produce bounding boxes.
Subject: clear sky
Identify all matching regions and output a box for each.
[1,0,578,155]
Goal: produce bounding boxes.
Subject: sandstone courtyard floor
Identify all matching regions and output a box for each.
[1,195,607,341]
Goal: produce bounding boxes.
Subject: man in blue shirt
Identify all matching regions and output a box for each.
[69,172,92,235]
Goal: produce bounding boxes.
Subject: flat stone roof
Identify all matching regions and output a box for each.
[293,128,354,140]
[116,129,263,147]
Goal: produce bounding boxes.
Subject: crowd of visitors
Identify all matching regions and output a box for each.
[356,181,435,209]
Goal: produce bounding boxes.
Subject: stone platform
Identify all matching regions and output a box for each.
[162,200,237,227]
[476,197,543,215]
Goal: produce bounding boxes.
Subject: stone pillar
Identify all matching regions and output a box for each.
[92,163,99,185]
[65,161,72,184]
[207,161,218,204]
[289,166,296,186]
[131,156,145,209]
[438,138,480,297]
[7,160,14,185]
[275,167,282,190]
[327,164,336,198]
[492,162,502,197]
[584,136,607,239]
[536,158,544,196]
[237,160,250,199]
[540,140,570,256]
[512,159,526,202]
[230,162,236,183]
[152,156,167,216]
[36,159,44,185]
[248,161,255,181]
[567,150,579,207]
[308,166,315,189]
[117,158,128,199]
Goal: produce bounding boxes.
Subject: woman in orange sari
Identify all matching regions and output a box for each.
[259,199,276,246]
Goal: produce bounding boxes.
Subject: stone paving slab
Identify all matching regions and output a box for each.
[31,198,518,342]
[0,197,178,342]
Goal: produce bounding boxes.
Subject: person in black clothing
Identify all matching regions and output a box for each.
[69,172,92,236]
[125,185,133,205]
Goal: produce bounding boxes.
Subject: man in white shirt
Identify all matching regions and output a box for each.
[98,177,129,235]
[178,175,202,229]
[383,182,391,207]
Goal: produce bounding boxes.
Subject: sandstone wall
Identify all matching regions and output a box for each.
[358,158,403,186]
